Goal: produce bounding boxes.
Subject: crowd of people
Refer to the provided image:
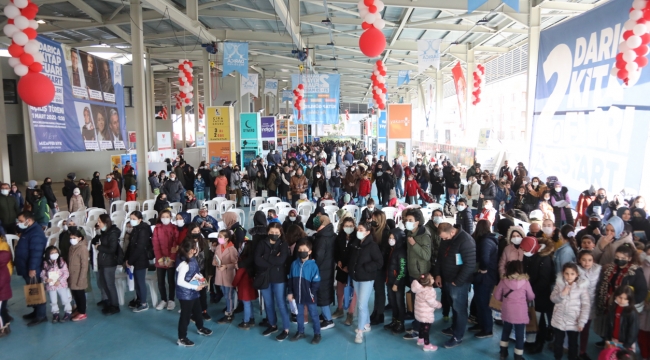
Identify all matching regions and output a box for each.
[0,140,648,360]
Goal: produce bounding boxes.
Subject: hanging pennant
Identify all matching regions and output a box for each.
[222,41,248,77]
[240,73,259,97]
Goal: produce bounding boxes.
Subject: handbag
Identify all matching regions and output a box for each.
[24,277,47,306]
[343,276,354,310]
[525,305,538,333]
[472,199,479,208]
[489,286,502,311]
[253,269,270,290]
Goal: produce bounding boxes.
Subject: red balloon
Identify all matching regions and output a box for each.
[379,103,385,110]
[359,27,386,58]
[21,7,38,20]
[368,4,377,13]
[17,72,55,107]
[617,52,625,62]
[616,59,627,69]
[635,45,649,56]
[188,61,193,67]
[638,18,647,25]
[474,81,479,88]
[23,28,36,40]
[185,98,191,104]
[375,60,382,66]
[178,65,183,70]
[363,0,374,6]
[180,92,186,98]
[370,74,377,82]
[298,84,304,90]
[381,87,387,94]
[28,62,42,73]
[380,70,386,76]
[636,56,649,67]
[624,30,634,40]
[7,19,13,25]
[617,69,629,80]
[641,33,650,45]
[644,9,650,21]
[362,22,371,30]
[8,44,24,57]
[20,53,34,66]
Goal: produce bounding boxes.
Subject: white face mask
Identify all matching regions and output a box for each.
[0,189,9,196]
[70,238,79,246]
[457,205,466,211]
[481,180,486,184]
[289,216,297,222]
[405,221,415,231]
[130,219,139,227]
[532,182,539,186]
[17,222,28,229]
[433,216,443,225]
[511,236,523,245]
[523,251,534,257]
[389,239,396,246]
[615,299,629,307]
[62,225,68,231]
[175,219,185,227]
[356,232,366,240]
[367,206,374,211]
[317,174,321,178]
[484,203,492,210]
[50,253,59,261]
[344,227,354,235]
[161,218,171,225]
[542,227,554,236]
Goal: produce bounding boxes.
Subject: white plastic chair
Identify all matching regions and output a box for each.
[145,272,159,306]
[123,201,141,214]
[50,211,69,226]
[382,207,397,220]
[258,203,276,213]
[111,211,127,224]
[217,221,226,230]
[115,272,127,305]
[187,209,199,220]
[211,197,226,208]
[395,211,402,225]
[342,205,360,222]
[169,202,183,214]
[220,200,236,214]
[323,205,339,216]
[266,197,282,206]
[250,197,265,213]
[297,203,314,218]
[321,200,337,207]
[226,209,246,226]
[276,202,292,211]
[260,207,274,218]
[142,210,158,223]
[68,210,86,225]
[142,199,155,211]
[45,226,61,238]
[208,210,220,220]
[203,200,219,211]
[47,234,59,248]
[279,208,295,217]
[80,225,95,240]
[6,234,19,262]
[421,208,434,221]
[426,203,443,211]
[86,208,107,224]
[110,201,126,214]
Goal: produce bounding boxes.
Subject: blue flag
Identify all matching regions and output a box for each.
[222,42,248,77]
[468,0,518,13]
[282,90,293,102]
[397,70,410,86]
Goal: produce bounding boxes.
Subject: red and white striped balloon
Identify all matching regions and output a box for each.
[358,0,387,58]
[293,84,305,120]
[198,103,204,119]
[174,93,182,110]
[472,64,485,105]
[370,60,387,110]
[177,59,194,105]
[161,105,168,120]
[612,0,650,86]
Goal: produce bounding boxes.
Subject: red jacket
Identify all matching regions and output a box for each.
[152,223,179,268]
[405,179,419,196]
[103,179,120,199]
[358,179,371,197]
[126,190,137,201]
[232,267,258,301]
[177,227,188,245]
[574,192,594,227]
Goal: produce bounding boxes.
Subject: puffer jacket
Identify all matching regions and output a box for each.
[215,176,228,195]
[406,225,431,278]
[152,222,179,268]
[14,223,47,277]
[523,237,556,313]
[125,222,153,270]
[348,235,383,282]
[579,263,602,320]
[287,258,321,305]
[312,223,336,306]
[475,232,499,285]
[68,239,89,290]
[40,259,70,291]
[386,228,407,288]
[176,257,201,301]
[639,260,650,331]
[95,225,121,268]
[411,279,442,324]
[161,179,183,202]
[335,230,355,283]
[494,273,535,324]
[498,226,526,276]
[433,229,476,285]
[551,275,591,331]
[554,242,576,274]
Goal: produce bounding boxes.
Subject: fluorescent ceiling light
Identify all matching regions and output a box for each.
[89,52,132,65]
[36,20,46,24]
[0,49,10,58]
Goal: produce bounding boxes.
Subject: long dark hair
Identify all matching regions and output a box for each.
[505,260,524,278]
[472,219,492,241]
[43,246,65,269]
[614,285,636,314]
[178,239,195,261]
[560,224,579,256]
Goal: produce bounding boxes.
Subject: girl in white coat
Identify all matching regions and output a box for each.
[577,250,601,360]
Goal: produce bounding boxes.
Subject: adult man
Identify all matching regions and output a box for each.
[123,160,133,175]
[402,209,431,340]
[103,174,120,204]
[290,168,308,208]
[193,207,219,237]
[498,160,510,178]
[100,61,114,93]
[527,220,543,237]
[161,172,184,202]
[14,211,48,326]
[0,183,19,234]
[434,223,476,348]
[70,50,81,87]
[393,159,404,199]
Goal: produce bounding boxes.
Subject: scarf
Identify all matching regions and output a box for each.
[597,263,636,313]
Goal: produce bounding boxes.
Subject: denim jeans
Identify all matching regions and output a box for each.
[23,275,46,318]
[243,300,252,322]
[307,187,312,200]
[474,280,495,333]
[502,322,526,350]
[358,196,367,207]
[321,305,332,321]
[298,303,321,334]
[332,187,341,202]
[444,282,470,340]
[353,280,374,331]
[261,282,290,330]
[221,286,234,314]
[395,178,404,198]
[133,269,147,305]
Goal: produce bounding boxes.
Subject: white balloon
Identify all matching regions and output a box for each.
[33,52,44,63]
[28,20,38,30]
[184,63,191,70]
[610,66,620,77]
[24,40,39,55]
[377,75,384,82]
[374,18,386,30]
[3,24,19,37]
[629,69,641,82]
[13,0,29,9]
[188,68,194,74]
[14,64,28,77]
[375,0,385,12]
[373,70,379,76]
[357,0,367,12]
[364,13,376,24]
[8,57,20,68]
[630,9,644,21]
[618,41,630,53]
[626,61,639,72]
[181,76,187,82]
[623,49,637,62]
[627,35,642,49]
[633,0,647,10]
[187,93,193,99]
[359,8,369,19]
[13,16,29,30]
[633,23,648,36]
[4,5,20,19]
[12,31,28,46]
[625,19,638,31]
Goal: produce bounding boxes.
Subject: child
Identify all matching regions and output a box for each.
[232,236,258,330]
[69,188,85,212]
[176,239,213,347]
[67,230,89,321]
[551,262,591,360]
[404,174,419,205]
[640,247,650,360]
[598,348,636,360]
[360,198,375,223]
[358,174,371,206]
[385,229,407,334]
[0,244,12,337]
[194,174,206,201]
[578,250,602,360]
[388,189,400,208]
[126,185,137,202]
[605,285,638,351]
[41,246,72,323]
[495,260,535,360]
[241,175,250,206]
[267,209,281,224]
[287,239,322,344]
[580,235,596,251]
[411,273,442,352]
[213,230,238,323]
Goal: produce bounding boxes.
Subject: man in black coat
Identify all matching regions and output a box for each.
[455,198,475,234]
[311,215,337,330]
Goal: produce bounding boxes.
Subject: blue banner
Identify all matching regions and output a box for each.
[531,0,649,200]
[397,70,410,86]
[29,36,126,152]
[222,42,248,77]
[291,74,340,124]
[281,90,293,102]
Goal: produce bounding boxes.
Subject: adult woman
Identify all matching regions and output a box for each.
[153,209,179,311]
[175,212,190,242]
[462,176,481,216]
[348,221,383,344]
[429,165,445,204]
[124,211,153,312]
[478,173,496,211]
[445,166,461,197]
[230,165,243,207]
[593,244,647,343]
[333,217,357,325]
[91,172,105,209]
[631,209,650,242]
[94,214,121,315]
[95,110,109,142]
[281,209,303,234]
[312,215,337,329]
[471,220,498,338]
[148,171,161,196]
[40,177,57,214]
[513,186,535,216]
[632,196,648,218]
[223,211,246,249]
[255,223,290,341]
[313,170,327,200]
[154,193,170,213]
[527,177,547,204]
[593,216,634,266]
[370,210,390,326]
[183,190,200,212]
[266,166,278,198]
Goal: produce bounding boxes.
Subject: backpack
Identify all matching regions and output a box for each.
[62,186,69,197]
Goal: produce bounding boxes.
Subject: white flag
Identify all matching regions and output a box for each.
[264,79,278,96]
[240,73,259,97]
[417,39,442,74]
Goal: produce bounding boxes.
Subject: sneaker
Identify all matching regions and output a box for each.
[167,301,176,311]
[238,321,252,330]
[475,331,493,338]
[444,337,463,349]
[177,338,195,347]
[320,320,335,330]
[0,324,10,338]
[61,313,72,322]
[332,308,345,319]
[128,298,139,309]
[27,317,47,326]
[403,332,419,340]
[52,313,60,323]
[355,329,364,344]
[344,313,353,326]
[468,324,482,332]
[106,306,120,315]
[384,320,397,330]
[468,315,477,324]
[311,334,321,344]
[133,303,149,313]
[246,320,256,328]
[197,328,213,336]
[441,327,454,337]
[72,314,87,322]
[362,324,371,332]
[290,313,297,323]
[259,318,270,327]
[202,312,212,321]
[423,344,438,352]
[417,339,425,346]
[97,299,108,307]
[290,332,306,342]
[155,301,167,311]
[276,330,289,342]
[443,316,450,322]
[218,315,233,324]
[262,326,278,336]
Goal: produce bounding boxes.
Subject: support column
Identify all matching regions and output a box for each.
[22,103,34,181]
[435,70,443,144]
[0,63,10,182]
[193,73,200,134]
[145,52,155,149]
[130,0,150,198]
[202,50,211,107]
[524,5,541,164]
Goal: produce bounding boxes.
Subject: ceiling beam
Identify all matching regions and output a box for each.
[270,0,305,50]
[538,1,596,11]
[199,10,276,20]
[105,25,132,44]
[68,0,104,23]
[329,0,530,14]
[38,11,163,33]
[141,0,216,42]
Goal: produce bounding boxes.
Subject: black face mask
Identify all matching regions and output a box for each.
[589,220,602,229]
[68,226,78,233]
[614,259,628,268]
[370,221,378,228]
[192,233,201,239]
[268,234,280,241]
[598,195,606,200]
[298,251,309,259]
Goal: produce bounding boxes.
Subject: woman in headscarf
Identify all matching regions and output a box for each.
[249,211,269,252]
[593,216,635,266]
[222,211,246,249]
[281,209,303,233]
[154,193,170,213]
[550,181,574,227]
[306,206,327,231]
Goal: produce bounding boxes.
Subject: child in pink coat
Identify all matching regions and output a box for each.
[41,246,72,323]
[212,230,238,324]
[411,274,442,352]
[494,260,535,360]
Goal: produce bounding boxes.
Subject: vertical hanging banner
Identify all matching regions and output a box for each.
[378,111,387,157]
[28,36,126,152]
[387,104,412,139]
[157,132,171,150]
[240,74,259,97]
[531,0,650,198]
[222,42,248,77]
[451,62,467,131]
[397,70,410,86]
[290,73,340,124]
[417,39,442,74]
[264,79,278,96]
[195,132,205,147]
[281,90,293,102]
[261,116,276,139]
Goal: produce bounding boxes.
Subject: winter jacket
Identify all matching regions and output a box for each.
[596,263,648,314]
[194,178,206,194]
[103,179,120,199]
[386,228,407,288]
[32,198,50,226]
[41,182,57,210]
[9,190,24,210]
[14,223,47,277]
[605,304,639,349]
[478,181,496,210]
[411,279,442,324]
[406,225,432,278]
[213,242,238,287]
[358,179,371,197]
[579,263,602,320]
[0,250,11,301]
[550,275,591,331]
[0,195,19,229]
[282,217,304,234]
[523,237,556,312]
[554,242,576,274]
[593,232,635,266]
[348,235,383,282]
[255,237,289,285]
[433,229,476,285]
[343,169,359,193]
[148,175,161,193]
[125,222,153,270]
[462,181,481,210]
[586,198,611,221]
[68,239,89,290]
[498,226,526,276]
[152,223,179,268]
[40,259,70,291]
[183,198,200,212]
[287,258,321,305]
[0,241,12,276]
[455,207,475,235]
[335,231,355,283]
[312,223,336,306]
[233,266,258,301]
[230,171,242,191]
[290,175,308,195]
[94,225,121,268]
[445,171,461,189]
[494,273,535,324]
[475,232,499,285]
[161,179,184,202]
[69,195,85,213]
[176,257,201,301]
[214,176,228,195]
[639,261,650,331]
[404,179,419,197]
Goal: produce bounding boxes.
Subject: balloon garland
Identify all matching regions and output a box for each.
[177,59,194,105]
[370,60,387,110]
[358,0,387,58]
[4,0,55,107]
[293,84,305,120]
[612,0,650,86]
[174,93,182,110]
[198,102,204,119]
[160,105,168,120]
[345,108,350,120]
[472,64,485,105]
